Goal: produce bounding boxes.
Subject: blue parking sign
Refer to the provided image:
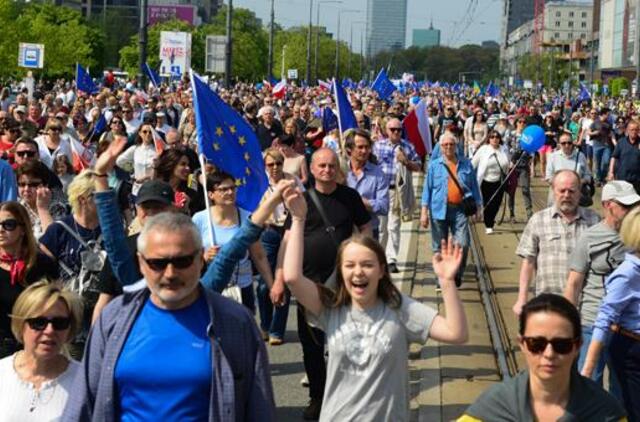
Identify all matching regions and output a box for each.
[18,43,44,69]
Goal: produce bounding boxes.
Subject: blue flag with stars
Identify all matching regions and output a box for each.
[144,63,161,88]
[333,78,358,133]
[371,68,396,101]
[76,63,99,94]
[190,71,268,211]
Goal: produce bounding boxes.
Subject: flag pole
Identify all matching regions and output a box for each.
[190,68,216,247]
[332,78,345,146]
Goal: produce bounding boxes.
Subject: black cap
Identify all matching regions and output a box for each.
[135,180,174,206]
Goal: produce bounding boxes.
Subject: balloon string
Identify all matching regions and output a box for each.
[482,154,525,212]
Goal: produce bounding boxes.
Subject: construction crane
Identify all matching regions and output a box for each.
[533,0,545,54]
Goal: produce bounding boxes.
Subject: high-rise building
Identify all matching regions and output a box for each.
[501,0,536,47]
[412,21,441,48]
[366,0,407,57]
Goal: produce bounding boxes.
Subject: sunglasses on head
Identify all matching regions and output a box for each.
[0,218,21,231]
[26,316,71,331]
[522,336,578,355]
[16,150,36,158]
[140,252,198,272]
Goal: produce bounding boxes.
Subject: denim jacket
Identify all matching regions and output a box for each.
[421,156,482,220]
[94,190,263,292]
[62,287,276,421]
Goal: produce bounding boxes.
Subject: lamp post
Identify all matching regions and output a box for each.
[224,0,233,88]
[335,9,358,80]
[268,0,275,82]
[138,0,148,87]
[314,1,342,83]
[306,0,313,85]
[350,21,366,79]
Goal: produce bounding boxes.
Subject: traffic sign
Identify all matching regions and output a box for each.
[18,43,44,69]
[287,69,298,80]
[205,35,226,74]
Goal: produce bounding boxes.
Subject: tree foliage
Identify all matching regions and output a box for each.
[610,77,630,97]
[516,53,574,90]
[0,0,103,78]
[369,44,499,83]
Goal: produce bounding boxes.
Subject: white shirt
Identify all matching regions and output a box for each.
[0,354,80,422]
[116,142,158,195]
[34,135,73,170]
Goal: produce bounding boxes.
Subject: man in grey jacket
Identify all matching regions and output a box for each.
[63,212,276,421]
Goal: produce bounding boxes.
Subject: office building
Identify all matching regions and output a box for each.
[598,0,638,79]
[412,22,441,48]
[366,0,407,56]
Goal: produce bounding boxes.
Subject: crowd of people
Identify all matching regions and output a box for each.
[0,75,639,421]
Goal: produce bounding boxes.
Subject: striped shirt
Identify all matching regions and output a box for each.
[516,205,601,295]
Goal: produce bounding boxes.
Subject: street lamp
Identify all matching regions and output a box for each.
[335,9,359,80]
[225,0,233,88]
[268,0,275,83]
[314,0,342,83]
[306,0,313,85]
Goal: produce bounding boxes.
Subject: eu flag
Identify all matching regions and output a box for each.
[76,63,99,94]
[190,71,268,211]
[322,107,338,133]
[371,68,396,101]
[578,82,591,103]
[144,63,161,88]
[333,78,357,133]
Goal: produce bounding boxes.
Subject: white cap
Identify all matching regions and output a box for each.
[602,180,640,206]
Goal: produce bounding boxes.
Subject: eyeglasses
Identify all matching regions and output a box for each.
[266,161,283,168]
[0,219,20,231]
[559,142,573,146]
[15,150,36,158]
[18,181,42,188]
[389,128,402,133]
[522,336,578,355]
[214,185,236,193]
[26,316,71,331]
[8,128,20,133]
[489,135,500,139]
[140,252,199,272]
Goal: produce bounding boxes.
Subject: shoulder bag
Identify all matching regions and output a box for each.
[573,151,595,207]
[443,161,477,217]
[219,208,243,303]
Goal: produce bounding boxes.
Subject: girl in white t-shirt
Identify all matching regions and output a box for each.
[282,187,468,422]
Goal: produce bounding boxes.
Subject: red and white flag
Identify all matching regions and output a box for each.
[318,79,331,91]
[272,80,287,99]
[402,98,432,158]
[152,128,166,155]
[70,138,95,172]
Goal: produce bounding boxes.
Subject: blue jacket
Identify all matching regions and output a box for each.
[95,190,263,292]
[421,156,482,220]
[62,287,276,421]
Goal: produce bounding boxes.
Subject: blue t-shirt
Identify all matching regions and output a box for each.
[114,294,212,421]
[192,208,253,288]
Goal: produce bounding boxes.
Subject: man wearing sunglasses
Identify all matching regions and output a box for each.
[373,117,421,273]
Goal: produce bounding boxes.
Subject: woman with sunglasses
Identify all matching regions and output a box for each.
[582,207,640,421]
[0,202,58,358]
[15,162,55,239]
[34,119,72,171]
[471,130,510,234]
[545,131,592,204]
[459,294,625,421]
[116,123,159,196]
[192,171,274,311]
[99,116,127,144]
[0,281,83,420]
[0,118,22,163]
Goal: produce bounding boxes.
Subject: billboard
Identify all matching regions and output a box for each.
[159,31,192,77]
[148,5,197,26]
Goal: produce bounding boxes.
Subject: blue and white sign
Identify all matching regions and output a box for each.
[18,43,44,69]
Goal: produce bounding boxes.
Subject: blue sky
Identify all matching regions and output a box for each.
[233,0,503,51]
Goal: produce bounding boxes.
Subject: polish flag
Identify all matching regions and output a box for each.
[70,138,95,172]
[318,79,331,91]
[152,128,166,155]
[272,80,287,99]
[402,98,432,158]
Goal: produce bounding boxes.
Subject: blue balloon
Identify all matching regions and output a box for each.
[520,125,545,153]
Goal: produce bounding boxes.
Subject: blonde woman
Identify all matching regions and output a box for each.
[0,282,83,420]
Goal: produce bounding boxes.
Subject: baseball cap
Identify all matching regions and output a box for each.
[602,180,640,206]
[135,180,174,206]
